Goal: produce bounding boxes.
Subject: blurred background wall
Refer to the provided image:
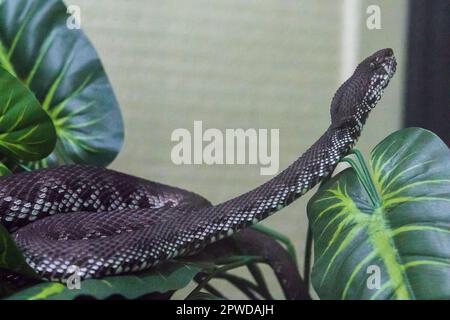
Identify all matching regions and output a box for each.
[67,0,407,298]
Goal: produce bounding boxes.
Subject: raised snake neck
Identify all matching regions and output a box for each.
[0,49,396,282]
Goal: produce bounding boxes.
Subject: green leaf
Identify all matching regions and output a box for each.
[307,128,450,300]
[186,292,225,300]
[0,0,124,167]
[0,162,12,176]
[0,66,55,161]
[0,224,39,280]
[6,261,202,300]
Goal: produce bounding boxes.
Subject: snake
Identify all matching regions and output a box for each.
[0,48,396,283]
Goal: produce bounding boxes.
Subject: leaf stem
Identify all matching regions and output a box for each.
[201,284,226,299]
[0,40,17,77]
[303,225,313,290]
[215,274,262,300]
[342,157,378,207]
[186,257,265,299]
[251,224,298,266]
[247,263,273,300]
[352,149,382,205]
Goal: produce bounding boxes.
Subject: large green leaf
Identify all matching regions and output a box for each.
[0,0,124,167]
[0,224,39,280]
[307,128,450,300]
[0,66,55,161]
[6,261,203,300]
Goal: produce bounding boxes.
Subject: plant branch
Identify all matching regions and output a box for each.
[186,256,264,299]
[247,263,273,300]
[304,225,313,290]
[202,283,226,300]
[215,273,261,300]
[251,224,298,266]
[190,228,310,299]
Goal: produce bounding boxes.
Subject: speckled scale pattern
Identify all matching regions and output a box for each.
[0,49,396,282]
[0,166,209,233]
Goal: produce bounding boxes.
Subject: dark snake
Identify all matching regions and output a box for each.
[0,49,396,282]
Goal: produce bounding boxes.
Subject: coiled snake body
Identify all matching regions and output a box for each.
[0,49,396,282]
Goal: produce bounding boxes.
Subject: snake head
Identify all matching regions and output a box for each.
[330,48,397,130]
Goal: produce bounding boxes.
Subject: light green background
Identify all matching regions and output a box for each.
[68,0,407,299]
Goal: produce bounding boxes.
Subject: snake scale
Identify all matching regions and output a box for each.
[0,49,396,282]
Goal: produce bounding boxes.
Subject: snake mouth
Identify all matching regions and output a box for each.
[376,55,397,92]
[363,52,397,110]
[382,56,397,80]
[370,48,397,87]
